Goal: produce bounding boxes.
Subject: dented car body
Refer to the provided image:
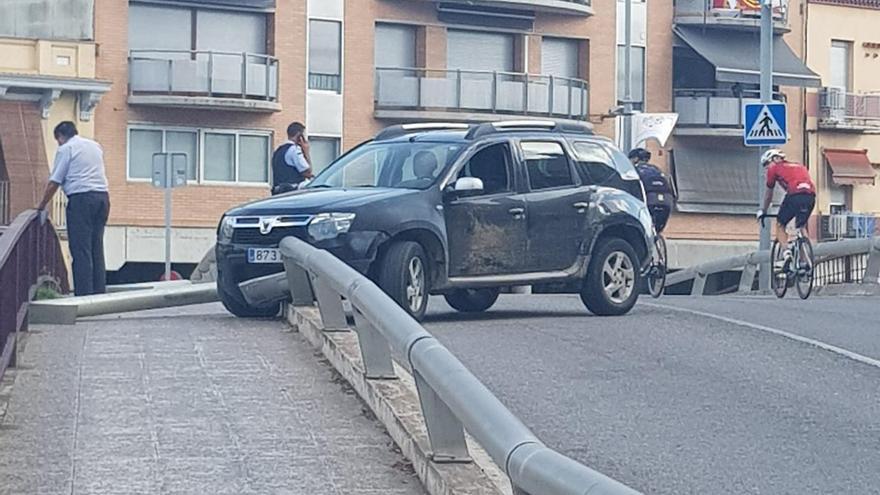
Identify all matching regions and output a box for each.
[216,121,654,321]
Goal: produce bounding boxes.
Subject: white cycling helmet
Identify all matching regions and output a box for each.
[761,149,785,166]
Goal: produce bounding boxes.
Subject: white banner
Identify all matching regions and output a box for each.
[632,113,679,148]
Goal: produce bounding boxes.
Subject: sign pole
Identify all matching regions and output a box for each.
[758,0,774,291]
[164,155,172,281]
[622,0,634,153]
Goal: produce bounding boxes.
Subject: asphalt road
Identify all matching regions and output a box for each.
[423,294,880,495]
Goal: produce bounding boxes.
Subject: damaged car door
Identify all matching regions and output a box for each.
[444,141,528,278]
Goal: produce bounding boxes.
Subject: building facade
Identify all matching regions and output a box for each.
[804,0,880,240]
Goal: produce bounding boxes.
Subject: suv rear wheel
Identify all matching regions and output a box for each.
[580,238,640,316]
[217,266,280,318]
[377,241,430,321]
[444,288,500,313]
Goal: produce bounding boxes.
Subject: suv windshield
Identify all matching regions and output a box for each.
[308,141,465,190]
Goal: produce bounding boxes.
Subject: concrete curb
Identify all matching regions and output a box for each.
[286,305,509,495]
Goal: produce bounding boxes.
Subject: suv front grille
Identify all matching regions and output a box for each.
[232,226,306,245]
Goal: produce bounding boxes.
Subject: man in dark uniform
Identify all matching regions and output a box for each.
[271,122,314,195]
[629,147,676,234]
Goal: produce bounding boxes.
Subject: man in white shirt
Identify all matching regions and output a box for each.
[271,122,314,195]
[37,121,110,296]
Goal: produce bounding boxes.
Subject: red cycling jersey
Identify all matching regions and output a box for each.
[766,161,815,195]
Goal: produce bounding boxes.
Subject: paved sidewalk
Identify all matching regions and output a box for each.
[0,303,425,495]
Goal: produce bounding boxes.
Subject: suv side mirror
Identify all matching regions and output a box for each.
[446,177,484,198]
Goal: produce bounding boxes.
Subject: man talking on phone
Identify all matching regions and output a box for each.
[271,122,314,195]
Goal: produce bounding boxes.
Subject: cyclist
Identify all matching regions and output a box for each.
[757,149,816,262]
[629,148,675,234]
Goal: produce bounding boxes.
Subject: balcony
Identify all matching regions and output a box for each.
[374,68,589,123]
[409,0,592,16]
[128,50,280,112]
[674,0,789,31]
[674,88,785,136]
[818,88,880,130]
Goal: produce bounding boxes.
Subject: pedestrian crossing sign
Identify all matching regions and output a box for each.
[744,102,787,146]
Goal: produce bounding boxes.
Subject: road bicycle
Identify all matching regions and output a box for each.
[645,230,667,299]
[760,214,815,300]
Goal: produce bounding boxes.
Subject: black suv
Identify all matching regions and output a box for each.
[216,120,654,321]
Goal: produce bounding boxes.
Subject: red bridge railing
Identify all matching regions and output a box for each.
[0,209,69,380]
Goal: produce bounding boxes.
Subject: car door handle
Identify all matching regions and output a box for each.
[572,202,590,210]
[508,207,525,217]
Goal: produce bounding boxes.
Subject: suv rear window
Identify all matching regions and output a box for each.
[521,141,574,190]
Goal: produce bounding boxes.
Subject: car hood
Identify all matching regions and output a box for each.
[225,187,421,216]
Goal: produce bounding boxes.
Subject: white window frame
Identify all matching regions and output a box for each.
[307,17,345,94]
[126,124,272,187]
[308,134,342,173]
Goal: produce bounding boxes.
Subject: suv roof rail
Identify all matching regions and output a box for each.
[375,122,472,141]
[465,119,593,140]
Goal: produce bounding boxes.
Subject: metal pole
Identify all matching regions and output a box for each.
[758,0,774,291]
[164,155,172,282]
[622,0,634,153]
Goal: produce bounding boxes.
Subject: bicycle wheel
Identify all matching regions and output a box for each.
[795,237,814,300]
[648,235,667,299]
[770,241,788,298]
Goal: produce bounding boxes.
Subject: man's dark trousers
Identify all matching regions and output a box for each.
[66,191,110,296]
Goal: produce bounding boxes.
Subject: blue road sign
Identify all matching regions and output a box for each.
[744,102,787,147]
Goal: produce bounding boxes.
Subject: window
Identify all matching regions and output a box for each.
[447,30,515,73]
[309,20,342,92]
[522,142,574,190]
[127,126,269,185]
[542,38,580,79]
[129,3,267,55]
[457,144,512,196]
[617,45,645,111]
[375,23,416,69]
[572,142,617,185]
[310,137,340,174]
[829,40,852,91]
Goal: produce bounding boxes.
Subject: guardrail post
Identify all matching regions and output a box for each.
[864,242,880,284]
[691,272,707,296]
[738,263,757,293]
[283,259,314,306]
[412,368,471,463]
[310,273,349,331]
[351,308,396,379]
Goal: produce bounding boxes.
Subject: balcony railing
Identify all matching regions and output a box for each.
[819,87,880,128]
[675,0,788,28]
[375,68,589,121]
[674,88,785,129]
[129,49,279,110]
[0,181,9,226]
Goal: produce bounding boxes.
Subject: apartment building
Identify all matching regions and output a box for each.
[804,0,880,239]
[663,0,820,262]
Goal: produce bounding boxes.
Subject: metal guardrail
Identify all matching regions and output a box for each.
[666,237,880,295]
[129,49,279,102]
[243,236,641,495]
[0,209,69,380]
[375,67,590,120]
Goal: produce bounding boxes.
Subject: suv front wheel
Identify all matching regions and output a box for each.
[581,238,640,316]
[377,241,430,321]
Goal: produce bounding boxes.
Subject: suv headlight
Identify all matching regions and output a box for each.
[308,213,356,241]
[218,216,235,243]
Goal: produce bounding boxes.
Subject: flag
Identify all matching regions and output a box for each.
[632,113,679,148]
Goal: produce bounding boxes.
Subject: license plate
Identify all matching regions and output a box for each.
[247,248,281,264]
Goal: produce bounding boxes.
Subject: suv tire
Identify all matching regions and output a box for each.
[218,266,280,318]
[444,288,500,313]
[581,238,640,316]
[377,241,430,321]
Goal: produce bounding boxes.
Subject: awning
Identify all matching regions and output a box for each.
[823,149,877,186]
[674,26,821,88]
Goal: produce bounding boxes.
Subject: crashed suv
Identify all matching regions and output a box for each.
[216,120,654,321]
